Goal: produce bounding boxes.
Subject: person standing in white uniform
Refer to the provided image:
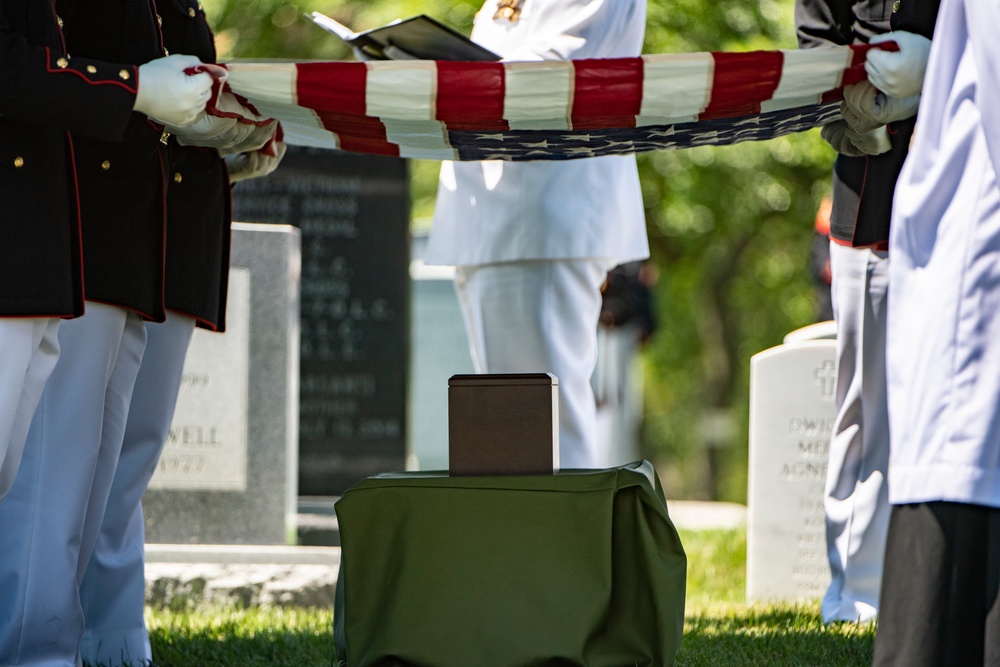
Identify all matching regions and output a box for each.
[427,0,649,469]
[796,0,938,624]
[874,0,1000,662]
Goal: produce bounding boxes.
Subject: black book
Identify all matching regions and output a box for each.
[308,12,500,62]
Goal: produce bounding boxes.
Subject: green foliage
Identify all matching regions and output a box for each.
[202,0,481,60]
[200,0,838,502]
[636,4,835,501]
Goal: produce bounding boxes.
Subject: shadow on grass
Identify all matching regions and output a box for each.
[677,605,875,667]
[149,633,337,667]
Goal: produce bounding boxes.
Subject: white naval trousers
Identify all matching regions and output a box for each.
[0,303,146,667]
[80,315,196,667]
[454,259,612,469]
[821,242,892,623]
[592,323,644,468]
[0,318,60,499]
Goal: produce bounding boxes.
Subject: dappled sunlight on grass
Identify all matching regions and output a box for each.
[679,603,876,666]
[139,528,876,666]
[674,528,875,666]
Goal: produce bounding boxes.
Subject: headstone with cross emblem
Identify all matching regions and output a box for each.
[746,325,837,603]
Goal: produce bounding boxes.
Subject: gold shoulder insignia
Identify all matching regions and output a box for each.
[494,0,525,23]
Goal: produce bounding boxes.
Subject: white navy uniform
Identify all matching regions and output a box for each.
[874,0,1000,662]
[886,0,1000,510]
[426,0,649,468]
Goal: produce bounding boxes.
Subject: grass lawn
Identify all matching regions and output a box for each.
[144,527,876,666]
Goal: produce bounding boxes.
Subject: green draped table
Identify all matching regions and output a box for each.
[334,460,687,667]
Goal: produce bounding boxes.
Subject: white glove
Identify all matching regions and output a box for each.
[164,90,277,154]
[225,141,287,183]
[820,120,892,157]
[163,112,238,146]
[133,54,213,127]
[841,81,921,133]
[215,122,277,156]
[865,31,932,98]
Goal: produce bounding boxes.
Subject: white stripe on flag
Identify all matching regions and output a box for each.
[381,118,457,160]
[761,47,853,113]
[366,61,437,121]
[503,60,574,130]
[397,145,461,160]
[636,53,714,126]
[280,124,340,150]
[224,63,297,109]
[224,63,336,146]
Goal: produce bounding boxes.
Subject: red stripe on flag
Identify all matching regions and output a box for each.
[297,62,367,115]
[295,62,400,157]
[436,61,508,131]
[701,50,784,120]
[571,58,642,130]
[820,88,842,105]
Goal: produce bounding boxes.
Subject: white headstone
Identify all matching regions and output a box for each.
[746,337,837,602]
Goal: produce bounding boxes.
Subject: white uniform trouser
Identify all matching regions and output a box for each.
[821,242,892,623]
[79,315,195,667]
[0,318,60,499]
[592,324,643,468]
[0,303,146,667]
[454,259,612,469]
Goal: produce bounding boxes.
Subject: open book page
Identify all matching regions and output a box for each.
[306,12,500,61]
[308,12,356,41]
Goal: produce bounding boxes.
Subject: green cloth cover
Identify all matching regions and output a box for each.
[334,460,687,666]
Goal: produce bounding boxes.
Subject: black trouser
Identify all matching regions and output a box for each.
[873,502,1000,666]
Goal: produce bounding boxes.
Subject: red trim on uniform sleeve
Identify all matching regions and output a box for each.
[45,47,140,94]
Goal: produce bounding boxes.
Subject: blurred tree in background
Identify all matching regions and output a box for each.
[202,0,836,502]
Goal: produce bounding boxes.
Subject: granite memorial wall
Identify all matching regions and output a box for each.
[231,147,410,496]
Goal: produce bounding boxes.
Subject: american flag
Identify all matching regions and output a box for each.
[221,44,873,161]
